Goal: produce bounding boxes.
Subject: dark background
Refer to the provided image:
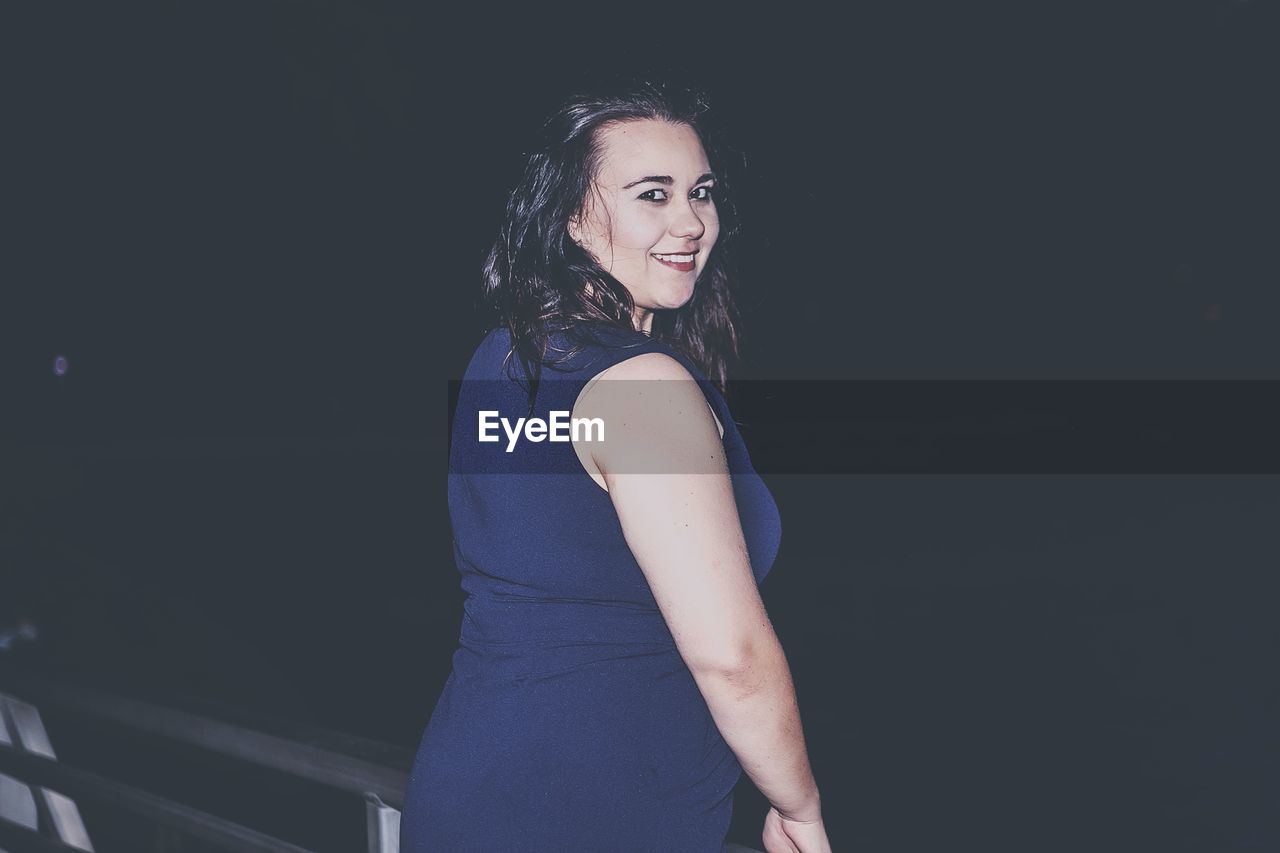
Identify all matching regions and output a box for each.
[3,2,1278,851]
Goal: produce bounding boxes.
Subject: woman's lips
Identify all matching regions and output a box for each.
[651,253,696,272]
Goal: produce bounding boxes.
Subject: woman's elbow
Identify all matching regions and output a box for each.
[686,631,775,678]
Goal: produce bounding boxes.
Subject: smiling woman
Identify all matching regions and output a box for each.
[567,120,721,328]
[400,78,831,853]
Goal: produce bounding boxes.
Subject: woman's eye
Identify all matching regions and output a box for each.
[639,188,668,202]
[691,185,714,201]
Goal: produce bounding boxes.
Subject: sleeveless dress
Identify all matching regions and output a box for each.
[400,324,782,852]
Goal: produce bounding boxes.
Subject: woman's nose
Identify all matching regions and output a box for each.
[669,203,706,240]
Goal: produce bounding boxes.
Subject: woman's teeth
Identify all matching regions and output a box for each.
[652,253,694,262]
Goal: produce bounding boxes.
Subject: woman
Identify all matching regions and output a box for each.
[401,79,832,853]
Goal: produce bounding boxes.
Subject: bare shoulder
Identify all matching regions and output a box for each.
[591,351,694,382]
[569,353,725,491]
[575,352,723,441]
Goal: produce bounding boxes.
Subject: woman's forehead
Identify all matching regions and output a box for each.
[594,120,711,184]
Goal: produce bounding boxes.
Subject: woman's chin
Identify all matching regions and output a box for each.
[659,288,697,310]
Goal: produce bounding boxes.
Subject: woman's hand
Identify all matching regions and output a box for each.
[762,806,833,853]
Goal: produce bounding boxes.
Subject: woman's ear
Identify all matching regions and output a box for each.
[568,193,598,247]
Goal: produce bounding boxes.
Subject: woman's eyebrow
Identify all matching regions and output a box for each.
[621,172,717,190]
[622,175,672,189]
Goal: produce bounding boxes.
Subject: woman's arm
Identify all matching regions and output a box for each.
[573,353,824,825]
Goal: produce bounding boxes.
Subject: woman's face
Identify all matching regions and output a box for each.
[569,119,720,332]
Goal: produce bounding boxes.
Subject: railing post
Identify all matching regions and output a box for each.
[1,690,39,853]
[364,793,399,853]
[0,695,93,852]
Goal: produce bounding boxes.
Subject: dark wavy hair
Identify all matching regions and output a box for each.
[481,78,745,416]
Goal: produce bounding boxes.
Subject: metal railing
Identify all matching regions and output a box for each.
[0,667,407,853]
[1,667,766,853]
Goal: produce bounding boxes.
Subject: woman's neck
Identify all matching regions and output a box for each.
[633,307,654,335]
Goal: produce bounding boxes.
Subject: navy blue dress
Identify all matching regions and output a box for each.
[401,325,782,852]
